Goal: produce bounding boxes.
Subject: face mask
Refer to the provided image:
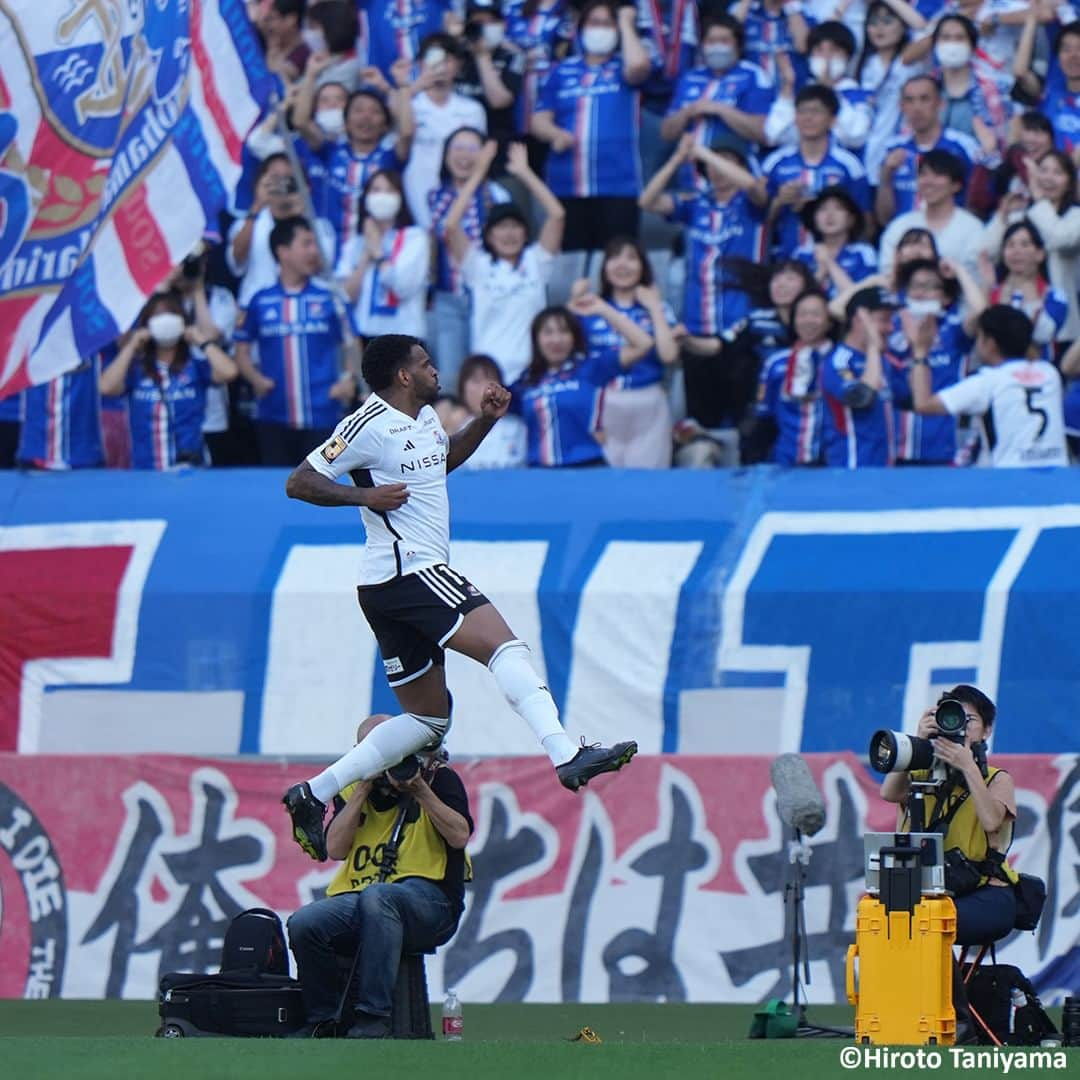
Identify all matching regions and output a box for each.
[148,312,185,346]
[703,44,737,71]
[302,28,326,53]
[935,42,971,69]
[906,298,943,317]
[315,107,345,135]
[582,26,618,55]
[810,55,848,81]
[482,23,505,48]
[423,46,447,69]
[365,190,402,221]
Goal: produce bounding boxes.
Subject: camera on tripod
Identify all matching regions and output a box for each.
[867,698,970,774]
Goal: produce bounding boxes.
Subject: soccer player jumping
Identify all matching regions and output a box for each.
[282,334,637,860]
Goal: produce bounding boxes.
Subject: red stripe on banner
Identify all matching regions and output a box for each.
[188,0,245,164]
[112,186,172,295]
[0,546,133,752]
[0,295,39,399]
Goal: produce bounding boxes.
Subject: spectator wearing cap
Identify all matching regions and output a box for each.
[879,150,984,277]
[444,140,565,384]
[530,0,651,290]
[792,186,877,299]
[874,75,979,226]
[762,84,870,259]
[294,54,415,260]
[403,34,488,228]
[641,134,768,337]
[336,170,430,341]
[455,0,525,167]
[660,13,773,161]
[765,22,873,153]
[731,0,811,90]
[428,126,513,388]
[820,286,896,468]
[360,0,455,80]
[1014,16,1080,158]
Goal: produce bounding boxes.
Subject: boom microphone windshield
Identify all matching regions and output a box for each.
[770,753,826,837]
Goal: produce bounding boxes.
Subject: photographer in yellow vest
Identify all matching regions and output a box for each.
[286,714,473,1038]
[880,684,1019,947]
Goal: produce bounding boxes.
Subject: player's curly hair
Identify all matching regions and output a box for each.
[361,334,426,391]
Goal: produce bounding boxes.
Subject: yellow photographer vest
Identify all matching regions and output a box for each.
[906,766,1019,887]
[326,784,471,896]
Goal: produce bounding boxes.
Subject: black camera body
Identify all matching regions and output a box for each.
[868,698,970,775]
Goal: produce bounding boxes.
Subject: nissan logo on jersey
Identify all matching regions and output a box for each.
[400,451,447,473]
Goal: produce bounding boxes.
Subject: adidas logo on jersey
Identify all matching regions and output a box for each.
[403,440,416,451]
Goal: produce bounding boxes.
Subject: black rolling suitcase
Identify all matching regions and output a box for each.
[156,970,306,1038]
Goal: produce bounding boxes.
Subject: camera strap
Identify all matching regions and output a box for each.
[926,785,970,834]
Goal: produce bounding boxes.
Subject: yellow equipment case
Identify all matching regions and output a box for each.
[846,874,957,1045]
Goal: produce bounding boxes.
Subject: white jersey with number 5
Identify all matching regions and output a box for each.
[307,394,451,583]
[936,360,1067,468]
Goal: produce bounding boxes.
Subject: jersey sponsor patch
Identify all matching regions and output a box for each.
[383,656,405,675]
[321,436,348,462]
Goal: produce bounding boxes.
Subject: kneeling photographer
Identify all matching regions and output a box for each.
[287,714,473,1038]
[877,685,1018,946]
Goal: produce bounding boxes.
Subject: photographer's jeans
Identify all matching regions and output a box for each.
[954,882,1017,946]
[287,878,459,1021]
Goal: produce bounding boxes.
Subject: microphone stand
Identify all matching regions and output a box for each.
[785,827,852,1038]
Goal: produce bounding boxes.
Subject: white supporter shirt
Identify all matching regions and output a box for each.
[879,208,984,278]
[335,227,430,339]
[936,360,1068,468]
[458,414,526,470]
[227,208,336,306]
[307,395,451,583]
[404,92,487,229]
[463,244,555,386]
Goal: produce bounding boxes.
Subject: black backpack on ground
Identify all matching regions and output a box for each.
[220,908,289,977]
[963,963,1060,1046]
[155,908,299,1038]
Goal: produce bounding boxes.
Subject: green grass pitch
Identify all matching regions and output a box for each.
[0,1001,1073,1080]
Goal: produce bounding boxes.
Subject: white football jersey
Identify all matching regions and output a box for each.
[308,395,451,583]
[937,360,1067,468]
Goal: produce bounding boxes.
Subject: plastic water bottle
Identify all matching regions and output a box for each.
[442,987,463,1041]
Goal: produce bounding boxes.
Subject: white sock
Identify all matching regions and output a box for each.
[307,712,449,803]
[489,640,576,766]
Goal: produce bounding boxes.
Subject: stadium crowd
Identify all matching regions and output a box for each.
[4,0,1080,470]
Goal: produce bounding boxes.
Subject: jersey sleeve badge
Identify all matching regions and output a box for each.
[321,435,348,462]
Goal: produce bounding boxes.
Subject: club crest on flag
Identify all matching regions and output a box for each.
[0,0,274,400]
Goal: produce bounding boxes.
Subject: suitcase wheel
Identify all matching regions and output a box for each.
[156,1024,185,1038]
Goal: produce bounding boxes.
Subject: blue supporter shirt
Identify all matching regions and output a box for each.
[821,342,895,467]
[125,353,213,470]
[991,282,1069,364]
[318,138,402,256]
[740,1,811,88]
[505,0,575,133]
[756,344,826,465]
[1043,84,1080,154]
[537,56,643,198]
[234,280,351,430]
[762,141,869,257]
[792,241,877,298]
[671,189,766,334]
[509,348,623,466]
[666,61,773,160]
[428,180,511,294]
[18,358,104,469]
[886,309,971,463]
[878,128,979,215]
[361,0,452,78]
[578,299,676,390]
